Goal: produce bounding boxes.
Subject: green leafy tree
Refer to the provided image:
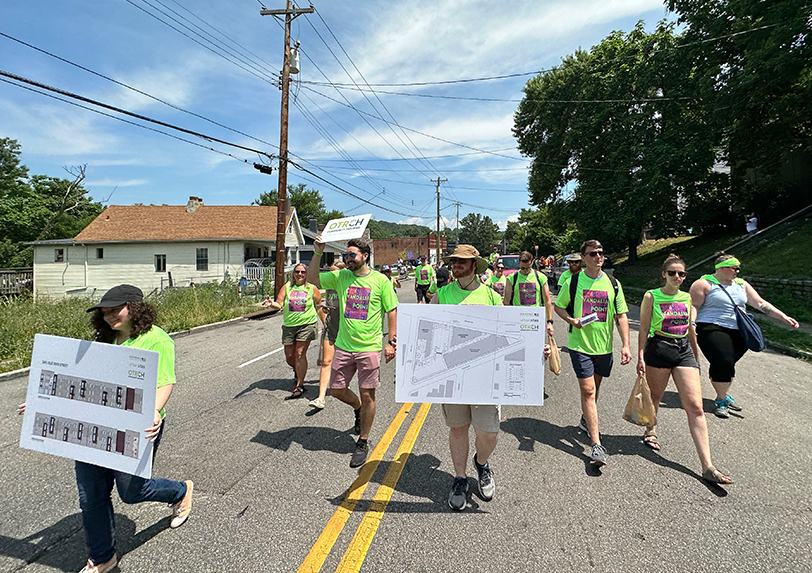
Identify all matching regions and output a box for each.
[459,213,499,254]
[253,184,344,228]
[514,22,716,260]
[667,0,812,223]
[0,139,103,267]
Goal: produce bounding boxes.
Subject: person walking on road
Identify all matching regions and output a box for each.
[690,253,799,418]
[310,262,343,410]
[267,263,321,399]
[487,261,508,302]
[17,284,193,573]
[557,253,582,293]
[431,245,504,511]
[307,237,398,468]
[414,255,434,303]
[381,265,401,289]
[504,251,555,339]
[554,240,632,467]
[637,255,733,485]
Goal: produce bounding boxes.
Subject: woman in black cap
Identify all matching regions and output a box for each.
[18,284,193,573]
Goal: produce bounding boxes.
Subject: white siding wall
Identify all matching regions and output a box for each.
[34,241,252,298]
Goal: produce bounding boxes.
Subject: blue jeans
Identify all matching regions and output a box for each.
[74,421,187,564]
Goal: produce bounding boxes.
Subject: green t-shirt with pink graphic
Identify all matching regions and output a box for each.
[282,283,318,328]
[648,289,691,338]
[510,270,547,307]
[415,264,434,285]
[555,272,628,355]
[320,269,398,352]
[488,275,508,299]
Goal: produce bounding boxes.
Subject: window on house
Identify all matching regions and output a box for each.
[54,248,64,262]
[96,248,104,259]
[196,248,208,271]
[154,254,166,272]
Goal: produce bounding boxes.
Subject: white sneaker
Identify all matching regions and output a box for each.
[78,556,117,573]
[170,480,193,528]
[309,397,326,409]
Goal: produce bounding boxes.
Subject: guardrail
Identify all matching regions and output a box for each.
[0,268,33,295]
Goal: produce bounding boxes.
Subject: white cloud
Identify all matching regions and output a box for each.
[496,214,520,231]
[85,178,147,187]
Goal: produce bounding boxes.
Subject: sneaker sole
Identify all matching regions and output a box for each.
[448,499,466,511]
[591,458,606,467]
[714,410,730,418]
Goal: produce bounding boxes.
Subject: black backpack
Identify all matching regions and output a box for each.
[505,270,548,306]
[565,272,619,332]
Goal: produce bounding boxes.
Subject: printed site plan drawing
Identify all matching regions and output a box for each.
[19,334,158,479]
[396,304,546,405]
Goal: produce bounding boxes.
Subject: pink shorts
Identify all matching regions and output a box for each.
[329,347,381,390]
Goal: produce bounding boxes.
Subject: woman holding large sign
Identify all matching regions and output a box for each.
[17,284,193,573]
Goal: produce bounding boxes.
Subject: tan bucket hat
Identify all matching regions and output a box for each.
[442,244,489,274]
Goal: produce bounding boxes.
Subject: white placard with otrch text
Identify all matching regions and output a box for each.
[320,213,372,242]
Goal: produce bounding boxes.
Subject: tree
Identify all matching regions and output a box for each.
[458,213,499,254]
[252,184,344,228]
[0,139,103,267]
[667,0,812,223]
[514,22,717,260]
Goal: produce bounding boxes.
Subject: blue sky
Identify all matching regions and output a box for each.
[1,0,673,230]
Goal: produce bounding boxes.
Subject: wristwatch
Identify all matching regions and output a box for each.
[547,319,554,324]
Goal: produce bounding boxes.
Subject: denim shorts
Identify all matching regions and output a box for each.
[644,335,699,370]
[569,350,613,379]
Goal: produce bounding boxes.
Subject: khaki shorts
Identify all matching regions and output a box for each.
[282,322,317,345]
[441,404,501,433]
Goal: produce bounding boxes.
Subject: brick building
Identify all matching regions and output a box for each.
[372,233,447,266]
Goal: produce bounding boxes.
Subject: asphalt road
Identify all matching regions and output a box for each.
[1,282,811,572]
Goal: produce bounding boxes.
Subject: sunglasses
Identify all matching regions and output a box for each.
[666,270,687,278]
[449,258,469,265]
[586,251,604,257]
[728,267,740,272]
[346,252,361,260]
[496,266,505,270]
[293,270,306,275]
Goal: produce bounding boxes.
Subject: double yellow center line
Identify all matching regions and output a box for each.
[298,402,431,573]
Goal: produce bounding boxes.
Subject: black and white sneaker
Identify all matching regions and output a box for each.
[349,439,369,468]
[578,416,588,433]
[473,455,495,501]
[448,477,469,511]
[590,443,608,467]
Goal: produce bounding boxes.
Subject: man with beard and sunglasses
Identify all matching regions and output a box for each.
[308,237,398,468]
[554,239,631,468]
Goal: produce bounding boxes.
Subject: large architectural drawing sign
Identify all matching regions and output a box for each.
[396,304,546,405]
[19,334,158,479]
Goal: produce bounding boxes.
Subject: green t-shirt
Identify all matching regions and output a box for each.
[119,325,174,418]
[510,270,548,307]
[438,280,503,306]
[557,269,574,288]
[428,280,439,294]
[320,269,399,352]
[648,289,691,338]
[415,264,434,285]
[282,283,318,327]
[555,272,628,355]
[488,275,508,298]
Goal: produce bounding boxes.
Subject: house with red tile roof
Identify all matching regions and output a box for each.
[30,197,303,297]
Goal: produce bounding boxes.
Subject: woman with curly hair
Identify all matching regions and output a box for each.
[18,284,193,573]
[267,262,322,399]
[637,255,732,485]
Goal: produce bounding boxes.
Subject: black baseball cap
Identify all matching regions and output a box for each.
[86,284,144,312]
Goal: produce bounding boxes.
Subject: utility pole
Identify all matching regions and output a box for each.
[261,1,313,296]
[455,202,461,242]
[433,177,446,263]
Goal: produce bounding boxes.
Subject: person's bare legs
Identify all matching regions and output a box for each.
[449,424,471,476]
[293,340,311,387]
[673,367,714,471]
[317,340,334,402]
[473,429,498,466]
[331,387,362,411]
[579,373,604,445]
[710,380,732,401]
[357,388,376,440]
[643,366,671,439]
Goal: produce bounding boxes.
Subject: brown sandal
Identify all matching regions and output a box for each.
[702,466,734,485]
[643,434,661,451]
[286,385,306,400]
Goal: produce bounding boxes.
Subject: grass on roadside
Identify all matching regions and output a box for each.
[0,283,261,373]
[755,319,812,353]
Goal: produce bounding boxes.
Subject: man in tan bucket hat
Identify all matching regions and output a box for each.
[431,244,503,510]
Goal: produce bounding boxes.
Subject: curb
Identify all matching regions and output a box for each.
[0,314,257,383]
[766,340,812,361]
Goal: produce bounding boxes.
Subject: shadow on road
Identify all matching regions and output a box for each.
[234,377,298,399]
[250,426,357,454]
[658,390,719,415]
[327,452,489,514]
[0,512,169,572]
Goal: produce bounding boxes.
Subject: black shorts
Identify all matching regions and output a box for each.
[644,335,699,370]
[415,284,430,302]
[696,322,747,382]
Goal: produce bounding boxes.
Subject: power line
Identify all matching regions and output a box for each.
[298,70,541,88]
